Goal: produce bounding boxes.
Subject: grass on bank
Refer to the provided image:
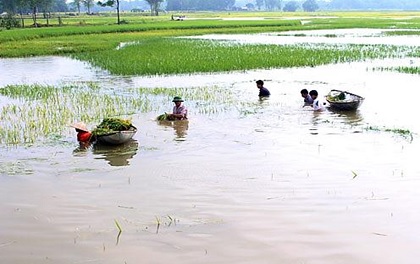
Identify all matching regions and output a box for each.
[1,11,420,58]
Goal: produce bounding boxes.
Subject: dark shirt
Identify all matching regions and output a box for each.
[303,94,314,106]
[259,87,270,97]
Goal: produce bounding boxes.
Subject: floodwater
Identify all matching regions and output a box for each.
[1,30,420,264]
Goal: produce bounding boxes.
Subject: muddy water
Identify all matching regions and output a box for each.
[1,31,420,264]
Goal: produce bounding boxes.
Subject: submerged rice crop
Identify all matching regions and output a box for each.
[0,83,238,145]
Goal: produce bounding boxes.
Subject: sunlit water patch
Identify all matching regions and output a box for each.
[184,28,420,46]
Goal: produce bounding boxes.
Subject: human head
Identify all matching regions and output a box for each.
[300,89,309,97]
[256,80,264,89]
[309,90,318,100]
[172,96,184,106]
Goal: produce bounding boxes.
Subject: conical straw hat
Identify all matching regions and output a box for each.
[70,122,89,132]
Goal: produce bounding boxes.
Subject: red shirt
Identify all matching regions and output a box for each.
[77,131,92,142]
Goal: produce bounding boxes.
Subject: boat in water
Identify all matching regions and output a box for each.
[326,90,364,111]
[95,126,137,145]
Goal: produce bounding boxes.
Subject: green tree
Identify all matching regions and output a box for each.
[70,0,82,14]
[166,0,182,10]
[283,0,298,11]
[54,0,68,12]
[265,0,280,10]
[83,0,94,13]
[302,0,318,11]
[255,0,264,10]
[97,0,121,24]
[26,0,53,26]
[144,0,164,15]
[0,0,16,13]
[329,0,362,9]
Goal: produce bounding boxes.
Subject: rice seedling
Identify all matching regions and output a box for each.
[114,219,123,233]
[376,66,420,74]
[366,125,413,140]
[114,219,122,245]
[155,216,161,234]
[0,83,241,145]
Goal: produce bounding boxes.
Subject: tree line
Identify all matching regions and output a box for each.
[2,0,420,29]
[2,0,420,15]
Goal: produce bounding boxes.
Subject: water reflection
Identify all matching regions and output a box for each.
[92,140,139,166]
[158,120,189,140]
[185,29,420,47]
[327,109,364,125]
[72,142,93,155]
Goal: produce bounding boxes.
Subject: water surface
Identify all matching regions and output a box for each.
[1,29,420,264]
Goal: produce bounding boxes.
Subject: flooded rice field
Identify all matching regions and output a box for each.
[1,30,420,264]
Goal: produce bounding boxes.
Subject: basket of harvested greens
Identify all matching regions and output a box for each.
[92,118,137,145]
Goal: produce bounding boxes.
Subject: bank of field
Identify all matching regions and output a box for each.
[2,12,420,75]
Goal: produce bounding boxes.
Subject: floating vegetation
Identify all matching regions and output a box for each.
[366,125,413,140]
[375,66,420,75]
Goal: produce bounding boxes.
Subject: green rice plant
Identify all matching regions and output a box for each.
[0,83,240,145]
[0,83,148,145]
[73,37,415,76]
[374,66,420,74]
[3,12,420,58]
[366,125,413,140]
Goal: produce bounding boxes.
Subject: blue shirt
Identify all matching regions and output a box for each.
[259,87,270,97]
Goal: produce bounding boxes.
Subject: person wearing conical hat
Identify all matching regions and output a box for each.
[70,121,92,143]
[167,96,188,120]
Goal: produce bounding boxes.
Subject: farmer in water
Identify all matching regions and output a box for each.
[256,80,270,97]
[70,121,93,147]
[166,96,188,120]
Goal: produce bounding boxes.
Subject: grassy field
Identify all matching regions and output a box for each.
[1,11,420,75]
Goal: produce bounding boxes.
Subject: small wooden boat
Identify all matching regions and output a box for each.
[326,90,364,111]
[95,126,137,145]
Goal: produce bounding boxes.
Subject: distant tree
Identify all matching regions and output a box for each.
[144,0,164,15]
[302,0,318,11]
[166,0,182,10]
[329,0,362,10]
[245,3,254,9]
[0,0,16,13]
[283,0,298,11]
[69,0,83,14]
[39,0,54,26]
[255,0,264,10]
[26,0,53,26]
[83,0,95,13]
[265,0,280,10]
[97,0,121,24]
[54,0,68,12]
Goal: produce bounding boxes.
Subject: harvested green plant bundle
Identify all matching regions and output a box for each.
[157,113,176,121]
[92,118,132,136]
